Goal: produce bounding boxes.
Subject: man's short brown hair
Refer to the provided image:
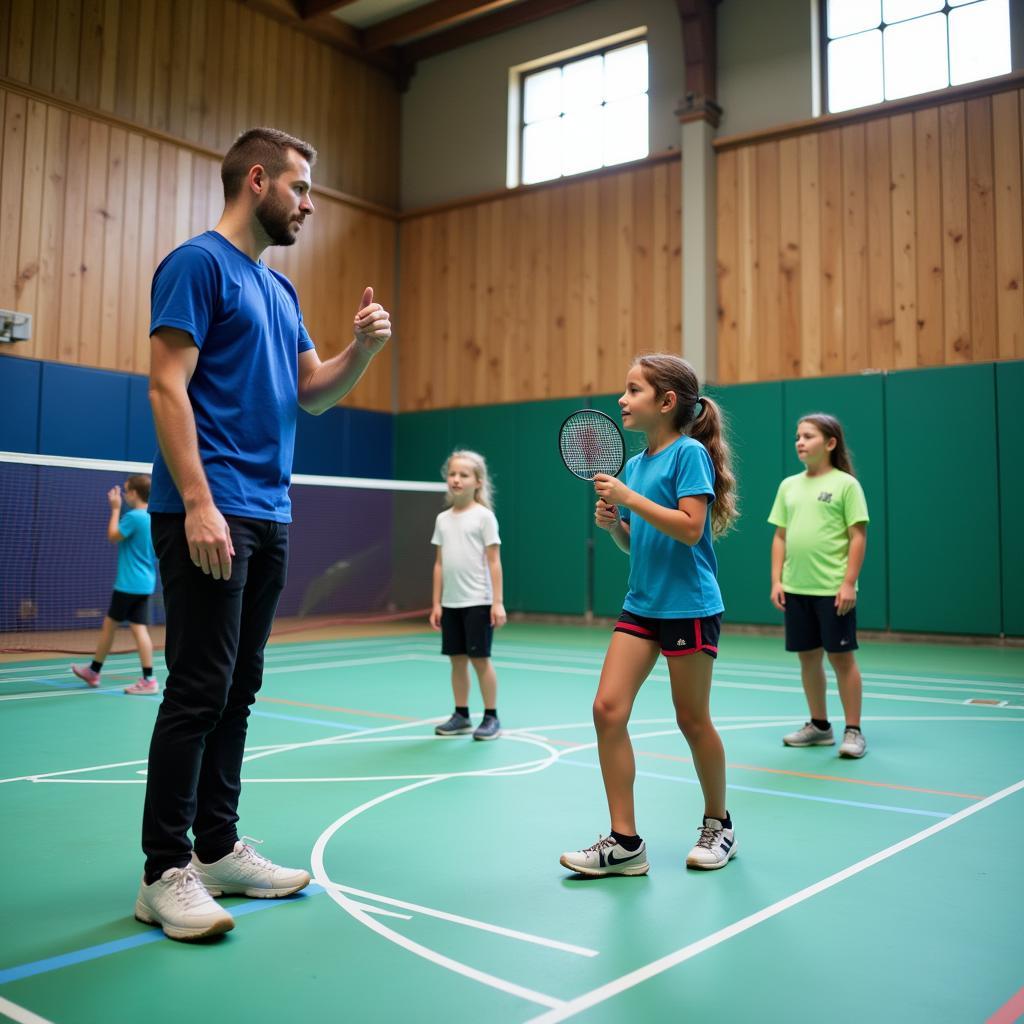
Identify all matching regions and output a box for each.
[221,127,317,201]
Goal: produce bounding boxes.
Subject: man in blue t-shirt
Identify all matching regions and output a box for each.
[71,474,157,694]
[137,127,391,942]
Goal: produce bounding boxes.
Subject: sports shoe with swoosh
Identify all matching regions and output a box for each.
[559,834,649,876]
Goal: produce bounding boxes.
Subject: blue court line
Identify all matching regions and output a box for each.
[558,758,952,819]
[0,885,326,985]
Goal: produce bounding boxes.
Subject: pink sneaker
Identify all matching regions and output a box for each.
[71,664,101,688]
[125,679,159,696]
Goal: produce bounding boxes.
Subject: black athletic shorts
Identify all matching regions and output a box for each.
[784,592,858,653]
[441,605,494,658]
[614,609,721,659]
[107,590,151,625]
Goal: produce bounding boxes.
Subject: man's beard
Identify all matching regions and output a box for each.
[255,189,299,247]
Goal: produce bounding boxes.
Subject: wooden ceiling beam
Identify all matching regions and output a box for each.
[364,0,520,52]
[297,0,363,19]
[675,0,722,127]
[397,0,596,64]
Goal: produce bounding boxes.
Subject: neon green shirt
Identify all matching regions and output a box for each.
[768,469,869,596]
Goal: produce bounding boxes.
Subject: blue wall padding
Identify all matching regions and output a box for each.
[39,363,131,460]
[342,408,394,479]
[127,375,158,463]
[294,405,349,476]
[0,356,42,454]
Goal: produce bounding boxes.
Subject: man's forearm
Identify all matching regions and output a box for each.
[300,340,375,415]
[149,383,213,510]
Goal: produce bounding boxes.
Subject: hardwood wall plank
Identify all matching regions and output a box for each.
[992,90,1024,359]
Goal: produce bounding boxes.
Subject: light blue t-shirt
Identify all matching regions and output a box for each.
[115,508,157,595]
[148,231,316,523]
[620,435,724,618]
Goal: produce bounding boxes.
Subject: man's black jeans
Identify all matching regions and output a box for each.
[143,513,288,882]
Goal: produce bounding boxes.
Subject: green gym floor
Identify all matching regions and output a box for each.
[1,625,1022,1024]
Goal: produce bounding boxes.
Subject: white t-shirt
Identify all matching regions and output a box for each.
[431,504,501,607]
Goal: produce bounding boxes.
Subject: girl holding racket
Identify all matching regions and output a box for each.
[559,354,738,876]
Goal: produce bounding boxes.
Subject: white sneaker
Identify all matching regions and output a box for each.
[134,865,235,941]
[192,839,310,898]
[559,835,649,877]
[783,722,834,747]
[839,728,867,758]
[685,817,737,870]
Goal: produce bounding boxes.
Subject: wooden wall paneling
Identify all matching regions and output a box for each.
[98,125,125,369]
[818,129,844,375]
[889,112,917,369]
[651,161,672,358]
[200,1,224,151]
[77,119,109,367]
[0,91,27,314]
[715,148,738,383]
[939,102,971,362]
[396,216,418,409]
[35,105,68,362]
[132,0,156,125]
[865,118,894,369]
[581,178,600,396]
[468,202,488,405]
[777,137,801,378]
[548,184,569,398]
[53,0,82,100]
[562,186,584,393]
[596,174,618,390]
[167,0,191,140]
[15,100,47,327]
[481,200,502,404]
[117,131,143,372]
[77,0,103,110]
[149,0,173,131]
[30,0,58,94]
[0,1,10,78]
[173,148,193,248]
[668,161,682,350]
[57,114,90,362]
[966,97,997,361]
[631,164,654,361]
[914,106,944,365]
[7,0,34,83]
[755,141,781,380]
[797,133,821,378]
[840,124,867,371]
[263,15,282,141]
[250,2,269,129]
[217,0,239,149]
[133,137,160,373]
[97,0,119,113]
[736,145,757,381]
[992,90,1024,359]
[614,173,633,384]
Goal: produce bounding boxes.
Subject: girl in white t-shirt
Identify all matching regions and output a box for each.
[430,450,507,740]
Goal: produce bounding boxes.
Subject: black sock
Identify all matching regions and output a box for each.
[811,718,831,731]
[193,841,236,865]
[846,724,861,733]
[483,708,497,719]
[610,830,642,851]
[705,812,732,829]
[90,660,103,674]
[142,666,153,679]
[455,706,469,718]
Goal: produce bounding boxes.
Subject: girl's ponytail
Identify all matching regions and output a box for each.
[689,395,738,538]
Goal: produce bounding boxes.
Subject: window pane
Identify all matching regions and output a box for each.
[604,41,648,101]
[884,13,948,100]
[949,0,1011,85]
[603,94,648,166]
[524,68,561,125]
[827,31,883,112]
[562,55,604,113]
[561,109,604,176]
[522,119,563,184]
[827,0,881,38]
[882,0,942,22]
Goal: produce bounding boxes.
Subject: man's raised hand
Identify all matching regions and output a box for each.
[354,286,391,355]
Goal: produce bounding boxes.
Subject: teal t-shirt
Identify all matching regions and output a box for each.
[767,469,869,596]
[115,508,157,595]
[620,435,724,618]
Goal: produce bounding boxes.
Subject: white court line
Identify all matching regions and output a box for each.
[527,776,1024,1023]
[345,901,412,921]
[311,777,566,1011]
[323,882,599,957]
[0,995,56,1024]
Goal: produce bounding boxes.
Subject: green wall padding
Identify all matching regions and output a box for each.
[997,361,1024,636]
[783,374,888,630]
[886,364,1001,635]
[394,409,453,481]
[710,382,787,627]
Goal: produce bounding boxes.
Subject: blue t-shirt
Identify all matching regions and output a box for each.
[620,435,724,618]
[115,508,157,595]
[148,231,315,522]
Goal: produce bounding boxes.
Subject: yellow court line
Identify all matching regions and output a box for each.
[254,696,417,722]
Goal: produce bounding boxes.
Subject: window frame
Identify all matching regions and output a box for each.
[818,0,1008,115]
[517,36,650,188]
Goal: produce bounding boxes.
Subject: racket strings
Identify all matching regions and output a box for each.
[559,411,625,479]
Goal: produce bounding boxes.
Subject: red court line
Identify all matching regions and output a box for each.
[988,985,1024,1024]
[255,696,416,721]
